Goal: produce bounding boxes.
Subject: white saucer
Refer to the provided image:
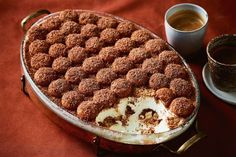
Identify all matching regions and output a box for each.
[202,63,236,105]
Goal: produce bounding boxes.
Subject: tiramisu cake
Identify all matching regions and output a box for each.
[23,10,196,134]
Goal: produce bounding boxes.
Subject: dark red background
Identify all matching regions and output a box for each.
[0,0,235,157]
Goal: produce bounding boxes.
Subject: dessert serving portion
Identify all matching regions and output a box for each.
[23,9,197,135]
[22,10,197,137]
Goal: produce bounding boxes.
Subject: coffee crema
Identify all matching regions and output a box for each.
[168,10,204,31]
[211,46,236,64]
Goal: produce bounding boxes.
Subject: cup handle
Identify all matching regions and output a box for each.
[155,120,206,154]
[21,9,51,32]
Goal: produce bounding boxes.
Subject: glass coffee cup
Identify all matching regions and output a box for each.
[207,34,236,92]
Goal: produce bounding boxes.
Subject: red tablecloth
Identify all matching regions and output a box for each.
[0,0,235,157]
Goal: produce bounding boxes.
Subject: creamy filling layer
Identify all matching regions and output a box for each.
[96,96,184,134]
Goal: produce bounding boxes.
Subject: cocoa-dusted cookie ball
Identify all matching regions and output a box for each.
[159,50,181,66]
[77,101,101,121]
[52,57,72,73]
[48,79,71,98]
[61,91,84,110]
[85,37,103,53]
[48,43,67,58]
[93,89,117,108]
[169,97,195,118]
[79,12,98,25]
[155,88,175,107]
[65,34,84,48]
[164,64,188,80]
[46,30,64,44]
[142,57,164,74]
[97,16,118,29]
[29,39,50,56]
[117,21,136,37]
[112,57,134,74]
[111,78,132,98]
[170,78,194,98]
[68,46,87,64]
[59,9,78,21]
[60,21,80,35]
[27,26,48,42]
[145,39,168,55]
[126,68,148,86]
[131,30,151,44]
[34,67,57,86]
[65,67,87,84]
[31,53,52,69]
[100,28,120,44]
[128,48,150,63]
[78,78,100,95]
[114,38,135,54]
[80,24,99,38]
[99,46,120,62]
[82,56,104,73]
[149,73,170,90]
[96,68,117,85]
[40,16,62,31]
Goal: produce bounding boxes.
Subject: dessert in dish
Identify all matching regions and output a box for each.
[23,10,196,134]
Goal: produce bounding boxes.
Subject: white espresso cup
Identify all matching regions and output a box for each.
[164,3,208,57]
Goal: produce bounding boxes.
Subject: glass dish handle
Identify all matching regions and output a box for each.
[156,120,206,154]
[21,9,50,32]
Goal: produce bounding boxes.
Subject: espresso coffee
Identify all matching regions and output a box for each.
[168,10,204,31]
[212,46,236,64]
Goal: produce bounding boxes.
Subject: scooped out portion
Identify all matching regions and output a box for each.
[96,95,185,134]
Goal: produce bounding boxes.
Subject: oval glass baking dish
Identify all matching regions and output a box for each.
[20,9,205,154]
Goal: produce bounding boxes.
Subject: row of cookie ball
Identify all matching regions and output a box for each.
[28,10,151,48]
[32,65,194,121]
[28,26,158,60]
[29,36,168,70]
[32,48,187,88]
